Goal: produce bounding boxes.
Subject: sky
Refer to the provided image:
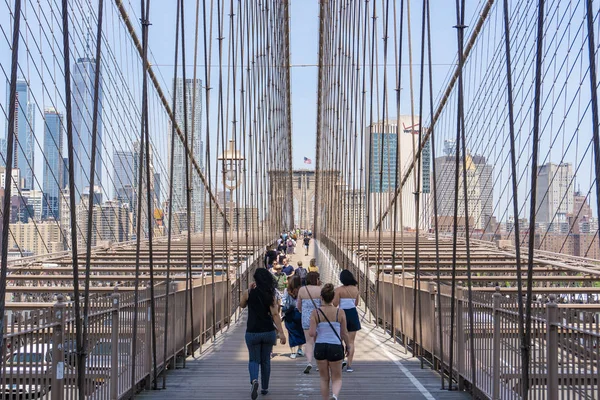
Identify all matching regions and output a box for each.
[1,0,597,225]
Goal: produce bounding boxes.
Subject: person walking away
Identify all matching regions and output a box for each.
[297,272,322,374]
[333,270,361,372]
[281,258,294,276]
[308,258,320,273]
[309,284,351,400]
[294,261,308,286]
[277,238,287,255]
[240,269,287,399]
[303,235,310,256]
[265,245,278,270]
[282,276,306,358]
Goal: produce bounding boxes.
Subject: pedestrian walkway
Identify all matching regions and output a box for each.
[138,238,466,399]
[138,309,467,399]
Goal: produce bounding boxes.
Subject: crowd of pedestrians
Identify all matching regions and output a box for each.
[241,229,362,400]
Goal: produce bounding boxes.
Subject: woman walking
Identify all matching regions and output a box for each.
[240,268,287,399]
[309,284,351,400]
[297,271,322,373]
[308,258,319,273]
[333,270,361,372]
[282,275,306,358]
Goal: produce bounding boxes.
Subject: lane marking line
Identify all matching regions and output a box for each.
[366,330,436,400]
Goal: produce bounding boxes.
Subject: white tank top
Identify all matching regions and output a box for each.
[315,309,342,345]
[339,298,356,310]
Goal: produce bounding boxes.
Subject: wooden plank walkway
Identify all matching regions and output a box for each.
[137,241,468,399]
[137,310,468,399]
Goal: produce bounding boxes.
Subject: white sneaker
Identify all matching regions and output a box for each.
[290,353,297,359]
[297,349,305,356]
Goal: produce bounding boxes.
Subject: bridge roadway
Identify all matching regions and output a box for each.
[138,243,467,400]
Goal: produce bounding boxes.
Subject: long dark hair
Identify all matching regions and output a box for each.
[340,270,358,286]
[287,275,302,298]
[253,268,276,306]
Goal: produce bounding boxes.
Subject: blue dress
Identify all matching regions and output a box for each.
[282,290,306,348]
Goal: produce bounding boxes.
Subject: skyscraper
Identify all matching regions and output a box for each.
[472,155,494,221]
[0,137,6,166]
[113,150,134,201]
[434,154,492,230]
[5,80,35,189]
[133,141,155,238]
[72,57,103,201]
[42,108,63,220]
[171,78,205,233]
[535,162,574,227]
[364,116,425,230]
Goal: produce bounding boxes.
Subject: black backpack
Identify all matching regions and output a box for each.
[294,267,308,285]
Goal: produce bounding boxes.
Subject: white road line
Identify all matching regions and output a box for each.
[366,330,436,400]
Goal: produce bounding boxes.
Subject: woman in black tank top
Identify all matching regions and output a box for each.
[240,268,286,399]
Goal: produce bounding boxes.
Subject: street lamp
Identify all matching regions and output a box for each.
[218,140,245,289]
[219,140,245,191]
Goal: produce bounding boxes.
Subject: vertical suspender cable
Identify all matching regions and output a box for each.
[391,0,405,348]
[584,0,600,278]
[455,0,476,391]
[447,7,462,388]
[180,0,196,361]
[0,0,22,354]
[201,0,219,341]
[162,0,181,388]
[215,0,229,331]
[413,0,428,367]
[60,0,85,395]
[376,0,389,332]
[524,1,545,398]
[140,0,158,388]
[501,0,526,395]
[426,0,445,388]
[81,0,105,396]
[314,0,326,240]
[131,29,147,398]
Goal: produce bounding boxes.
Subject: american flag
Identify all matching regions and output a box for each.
[402,122,420,134]
[304,157,312,164]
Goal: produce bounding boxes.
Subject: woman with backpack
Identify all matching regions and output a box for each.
[309,283,351,400]
[240,269,287,399]
[294,261,308,285]
[281,275,306,359]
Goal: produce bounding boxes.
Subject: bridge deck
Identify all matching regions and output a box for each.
[138,311,468,399]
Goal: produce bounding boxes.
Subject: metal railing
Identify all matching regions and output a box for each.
[321,235,600,400]
[0,248,264,400]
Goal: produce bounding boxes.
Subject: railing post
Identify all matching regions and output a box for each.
[429,280,437,365]
[171,282,177,366]
[51,295,65,400]
[546,295,558,400]
[145,302,152,389]
[110,290,120,400]
[456,288,465,390]
[492,287,501,400]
